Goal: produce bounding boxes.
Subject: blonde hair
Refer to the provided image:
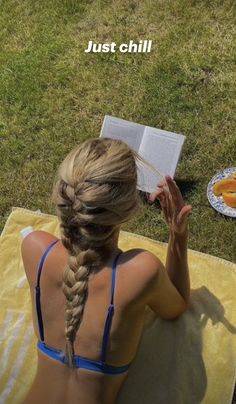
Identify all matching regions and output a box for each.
[52,137,159,369]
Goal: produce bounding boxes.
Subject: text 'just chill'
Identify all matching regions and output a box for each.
[84,40,152,53]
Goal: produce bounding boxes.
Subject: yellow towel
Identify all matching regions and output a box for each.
[0,207,236,404]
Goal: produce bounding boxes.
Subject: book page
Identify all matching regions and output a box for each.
[136,161,163,193]
[137,127,185,193]
[100,115,145,152]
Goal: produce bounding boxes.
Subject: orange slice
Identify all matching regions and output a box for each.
[222,192,236,208]
[212,178,236,196]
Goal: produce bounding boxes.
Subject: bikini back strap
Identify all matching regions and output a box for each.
[101,251,122,364]
[35,239,59,341]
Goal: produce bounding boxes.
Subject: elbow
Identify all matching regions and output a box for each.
[176,297,190,318]
[183,292,191,309]
[168,299,189,321]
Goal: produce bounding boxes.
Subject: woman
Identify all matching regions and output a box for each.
[21,138,192,404]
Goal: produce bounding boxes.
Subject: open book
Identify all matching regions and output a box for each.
[100,115,185,193]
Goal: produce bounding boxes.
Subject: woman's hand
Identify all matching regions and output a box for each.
[149,175,192,235]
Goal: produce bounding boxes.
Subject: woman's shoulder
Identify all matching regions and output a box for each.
[21,230,62,286]
[21,230,59,250]
[119,248,164,294]
[122,248,163,271]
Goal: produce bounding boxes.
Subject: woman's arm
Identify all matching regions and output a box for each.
[149,175,192,306]
[166,229,190,304]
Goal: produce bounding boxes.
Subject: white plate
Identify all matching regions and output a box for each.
[207,167,236,218]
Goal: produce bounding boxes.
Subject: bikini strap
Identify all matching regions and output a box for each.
[101,251,122,364]
[35,239,59,342]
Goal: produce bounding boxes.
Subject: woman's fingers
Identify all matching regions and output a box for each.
[149,187,164,202]
[177,205,192,224]
[157,179,166,187]
[149,175,192,232]
[149,176,174,203]
[151,181,174,222]
[162,186,172,222]
[159,193,169,222]
[165,176,183,204]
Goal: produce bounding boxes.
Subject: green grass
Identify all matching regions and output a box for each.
[0,0,236,262]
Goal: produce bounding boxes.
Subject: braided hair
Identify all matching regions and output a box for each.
[52,138,143,369]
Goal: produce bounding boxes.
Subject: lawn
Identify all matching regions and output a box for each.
[0,0,235,263]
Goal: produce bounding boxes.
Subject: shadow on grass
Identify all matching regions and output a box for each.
[175,178,198,198]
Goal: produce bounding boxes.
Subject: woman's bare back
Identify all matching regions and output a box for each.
[22,231,155,404]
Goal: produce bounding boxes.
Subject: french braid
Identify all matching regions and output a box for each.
[56,181,115,369]
[52,138,151,369]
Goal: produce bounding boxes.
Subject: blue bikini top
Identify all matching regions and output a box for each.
[35,239,132,374]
